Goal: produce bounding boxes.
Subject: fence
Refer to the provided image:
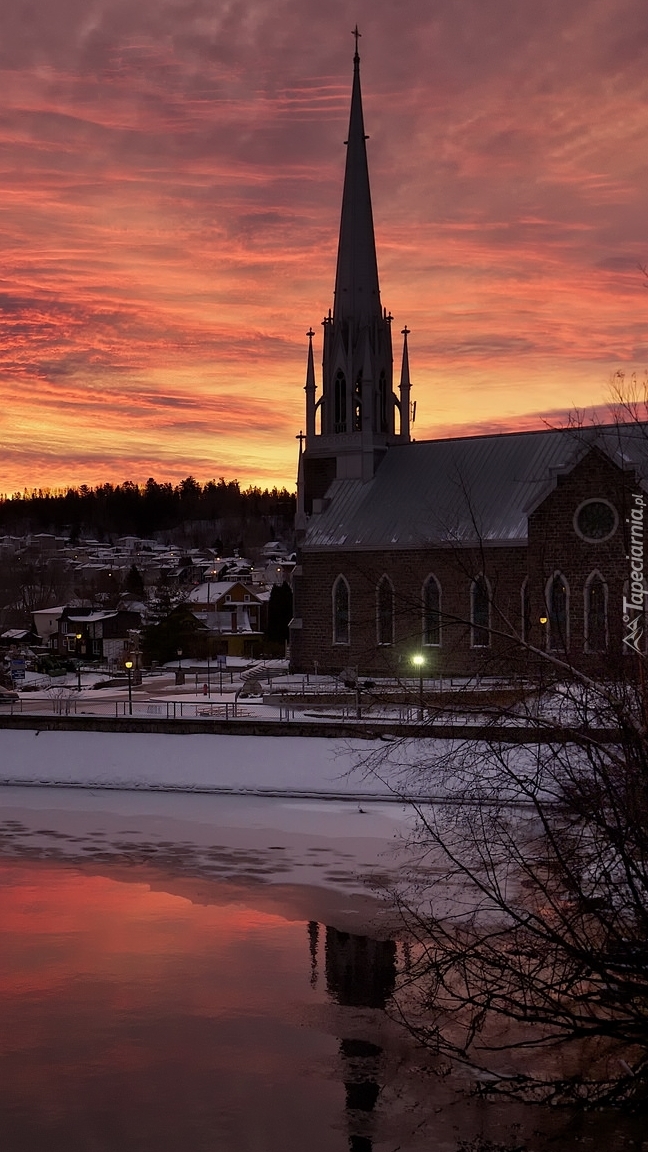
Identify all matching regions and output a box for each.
[0,697,246,721]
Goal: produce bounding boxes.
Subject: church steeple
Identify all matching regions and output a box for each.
[334,28,381,329]
[398,325,411,441]
[297,32,411,519]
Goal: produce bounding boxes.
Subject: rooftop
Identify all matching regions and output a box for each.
[303,422,648,551]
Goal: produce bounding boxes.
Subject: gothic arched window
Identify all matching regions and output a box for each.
[547,573,569,651]
[353,371,362,431]
[334,370,347,433]
[423,575,441,646]
[585,572,607,652]
[377,576,394,646]
[332,576,350,645]
[378,370,388,433]
[471,576,491,648]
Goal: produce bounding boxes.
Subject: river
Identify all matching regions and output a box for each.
[0,787,642,1151]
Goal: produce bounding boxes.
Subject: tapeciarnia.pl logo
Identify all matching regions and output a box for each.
[623,491,646,654]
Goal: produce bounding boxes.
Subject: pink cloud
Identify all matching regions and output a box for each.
[0,0,647,491]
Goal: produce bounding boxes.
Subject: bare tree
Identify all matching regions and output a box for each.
[362,604,648,1106]
[343,412,648,1105]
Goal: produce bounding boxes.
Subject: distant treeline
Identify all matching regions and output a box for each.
[0,477,296,543]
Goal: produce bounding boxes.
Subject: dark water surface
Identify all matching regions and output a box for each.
[0,791,645,1152]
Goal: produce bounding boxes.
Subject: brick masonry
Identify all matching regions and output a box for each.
[291,447,642,676]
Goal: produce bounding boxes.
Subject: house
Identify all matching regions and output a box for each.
[0,627,39,648]
[32,606,65,649]
[57,608,142,666]
[186,580,266,657]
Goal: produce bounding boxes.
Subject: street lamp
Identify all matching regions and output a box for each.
[124,659,133,715]
[75,632,83,691]
[411,653,426,721]
[175,646,185,687]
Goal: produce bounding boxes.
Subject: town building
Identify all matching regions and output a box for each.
[186,579,268,657]
[57,607,142,666]
[290,43,648,677]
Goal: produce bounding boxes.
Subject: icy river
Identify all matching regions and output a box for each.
[0,786,643,1151]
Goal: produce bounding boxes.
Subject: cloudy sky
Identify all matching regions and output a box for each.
[1,0,647,493]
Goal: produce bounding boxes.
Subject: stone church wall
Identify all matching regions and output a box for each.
[292,544,528,676]
[291,448,643,678]
[526,447,639,663]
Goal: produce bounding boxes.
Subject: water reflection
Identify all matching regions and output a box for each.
[0,826,644,1152]
[322,926,397,1152]
[0,860,354,1151]
[0,853,399,1151]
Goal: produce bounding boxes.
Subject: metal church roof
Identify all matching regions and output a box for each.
[302,423,648,551]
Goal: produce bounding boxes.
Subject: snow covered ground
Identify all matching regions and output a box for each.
[0,726,445,799]
[0,726,420,924]
[0,785,411,915]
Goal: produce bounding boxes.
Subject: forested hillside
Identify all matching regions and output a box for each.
[0,477,295,546]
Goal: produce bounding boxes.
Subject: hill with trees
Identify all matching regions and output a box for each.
[0,477,295,550]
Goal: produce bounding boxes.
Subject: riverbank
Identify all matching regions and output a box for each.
[0,709,621,742]
[0,725,422,800]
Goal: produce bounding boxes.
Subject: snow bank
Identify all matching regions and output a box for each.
[0,727,434,799]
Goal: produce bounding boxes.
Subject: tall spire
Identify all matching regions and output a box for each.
[304,327,316,439]
[297,32,404,519]
[398,326,412,442]
[333,29,381,328]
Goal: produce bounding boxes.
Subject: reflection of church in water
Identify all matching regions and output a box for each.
[308,921,397,1152]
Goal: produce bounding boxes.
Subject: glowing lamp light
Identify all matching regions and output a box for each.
[539,616,548,625]
[124,659,134,715]
[411,653,426,722]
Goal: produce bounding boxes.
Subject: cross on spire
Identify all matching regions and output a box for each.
[306,327,315,340]
[352,24,361,60]
[296,429,306,454]
[334,27,379,328]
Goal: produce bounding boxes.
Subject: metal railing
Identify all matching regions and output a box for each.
[0,697,245,721]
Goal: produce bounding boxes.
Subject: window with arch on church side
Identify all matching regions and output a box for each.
[377,576,394,646]
[423,575,441,646]
[378,370,388,433]
[332,576,350,645]
[584,573,607,653]
[353,371,362,431]
[334,370,347,433]
[546,573,569,651]
[471,576,491,648]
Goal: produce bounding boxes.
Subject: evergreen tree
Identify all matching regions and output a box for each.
[125,564,145,598]
[265,582,293,644]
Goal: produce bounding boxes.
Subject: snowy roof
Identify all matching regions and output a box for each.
[68,612,117,624]
[303,422,648,551]
[187,581,261,603]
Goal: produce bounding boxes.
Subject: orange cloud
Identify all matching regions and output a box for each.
[0,0,647,492]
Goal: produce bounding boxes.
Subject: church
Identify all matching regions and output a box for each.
[289,41,648,678]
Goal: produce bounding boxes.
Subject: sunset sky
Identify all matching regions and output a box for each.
[2,0,648,494]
